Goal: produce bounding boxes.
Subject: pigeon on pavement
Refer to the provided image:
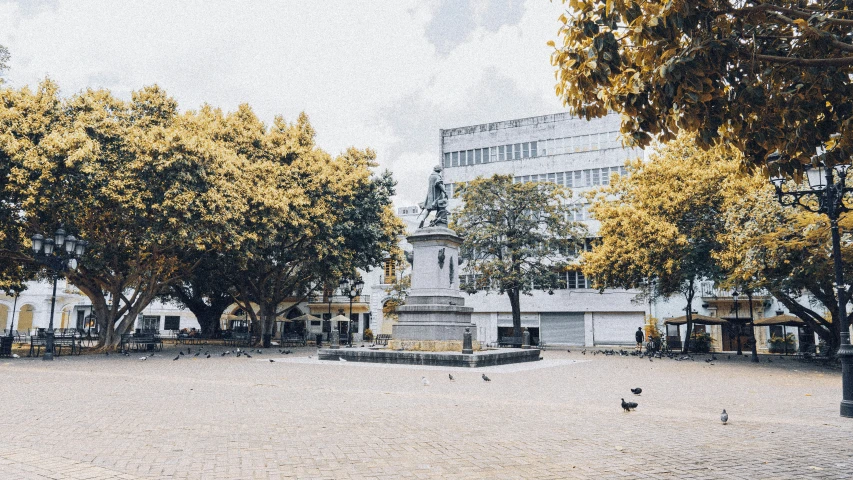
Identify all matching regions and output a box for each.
[179,351,184,356]
[448,374,454,381]
[721,409,728,424]
[269,359,275,363]
[139,356,147,361]
[630,388,642,395]
[621,398,638,411]
[482,374,491,382]
[173,355,180,361]
[422,376,430,386]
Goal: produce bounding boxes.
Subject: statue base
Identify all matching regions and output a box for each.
[392,227,478,346]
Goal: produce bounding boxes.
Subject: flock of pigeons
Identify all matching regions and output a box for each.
[125,344,732,425]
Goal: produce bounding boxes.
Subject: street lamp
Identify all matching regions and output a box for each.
[339,276,364,347]
[768,153,853,417]
[731,289,742,356]
[30,226,87,361]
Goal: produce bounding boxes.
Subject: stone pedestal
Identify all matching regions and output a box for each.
[391,227,477,351]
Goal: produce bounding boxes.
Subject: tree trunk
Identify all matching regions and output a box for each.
[508,288,522,339]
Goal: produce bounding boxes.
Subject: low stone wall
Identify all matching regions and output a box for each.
[318,347,540,367]
[386,339,482,352]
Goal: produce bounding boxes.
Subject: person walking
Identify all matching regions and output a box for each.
[635,327,645,353]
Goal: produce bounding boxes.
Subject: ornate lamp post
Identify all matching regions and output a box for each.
[339,276,364,347]
[769,156,853,417]
[30,227,87,361]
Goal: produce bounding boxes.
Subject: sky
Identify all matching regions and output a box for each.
[0,0,569,207]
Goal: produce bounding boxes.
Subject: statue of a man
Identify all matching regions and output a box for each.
[417,165,449,228]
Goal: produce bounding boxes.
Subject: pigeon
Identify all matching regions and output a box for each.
[630,388,642,395]
[257,349,263,354]
[421,376,430,386]
[245,353,252,358]
[139,356,147,361]
[566,349,571,353]
[721,409,728,424]
[187,347,191,354]
[582,350,586,355]
[11,353,20,358]
[339,357,347,362]
[269,359,275,363]
[179,351,184,356]
[194,352,200,357]
[448,374,454,381]
[621,398,638,411]
[220,352,227,357]
[206,354,211,358]
[173,355,180,361]
[705,358,712,363]
[482,374,491,382]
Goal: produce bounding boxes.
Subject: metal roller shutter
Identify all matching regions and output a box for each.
[540,312,585,345]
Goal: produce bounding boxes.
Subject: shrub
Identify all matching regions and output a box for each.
[363,328,374,342]
[690,331,713,353]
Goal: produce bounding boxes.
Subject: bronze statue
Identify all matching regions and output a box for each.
[417,165,449,228]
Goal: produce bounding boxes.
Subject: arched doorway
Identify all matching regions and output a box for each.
[0,304,8,332]
[17,305,34,334]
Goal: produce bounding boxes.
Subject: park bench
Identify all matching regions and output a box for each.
[374,334,391,346]
[280,333,306,347]
[175,331,204,345]
[120,333,163,352]
[224,331,250,347]
[28,332,81,357]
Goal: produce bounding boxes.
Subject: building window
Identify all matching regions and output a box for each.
[556,172,564,186]
[490,147,497,162]
[592,169,600,186]
[443,152,450,168]
[531,141,538,157]
[514,143,521,160]
[475,148,482,164]
[164,316,180,331]
[498,145,505,161]
[574,171,583,187]
[384,258,396,282]
[567,271,587,289]
[466,149,474,165]
[452,151,459,167]
[548,173,556,184]
[522,142,530,158]
[481,148,489,163]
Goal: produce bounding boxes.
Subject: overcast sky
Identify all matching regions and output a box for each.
[0,0,568,206]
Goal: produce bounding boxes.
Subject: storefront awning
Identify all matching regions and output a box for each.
[664,314,728,325]
[752,314,805,327]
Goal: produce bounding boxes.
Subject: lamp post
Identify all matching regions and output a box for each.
[339,276,364,347]
[732,289,742,356]
[30,227,87,361]
[769,156,853,417]
[745,289,759,363]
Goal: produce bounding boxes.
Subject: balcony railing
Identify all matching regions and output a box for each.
[699,282,770,299]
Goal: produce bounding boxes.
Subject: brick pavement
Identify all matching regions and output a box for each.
[1,347,851,479]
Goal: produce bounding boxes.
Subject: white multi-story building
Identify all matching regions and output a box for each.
[364,113,648,347]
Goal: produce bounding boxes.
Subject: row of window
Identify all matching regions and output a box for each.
[514,166,628,189]
[443,132,627,168]
[459,270,591,290]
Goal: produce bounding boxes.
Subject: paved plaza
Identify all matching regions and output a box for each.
[1,346,851,479]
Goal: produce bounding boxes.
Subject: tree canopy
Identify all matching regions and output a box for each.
[584,133,748,351]
[0,80,403,348]
[718,179,853,353]
[552,0,853,174]
[451,174,584,338]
